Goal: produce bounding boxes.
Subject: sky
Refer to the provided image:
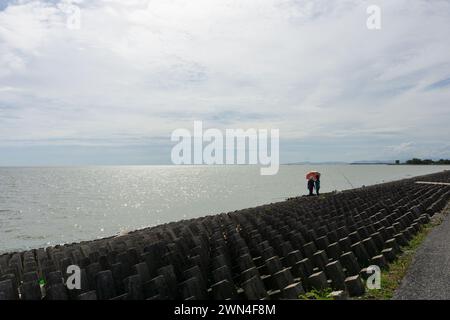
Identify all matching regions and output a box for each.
[0,0,450,165]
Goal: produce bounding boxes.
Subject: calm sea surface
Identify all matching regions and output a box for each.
[1,165,449,253]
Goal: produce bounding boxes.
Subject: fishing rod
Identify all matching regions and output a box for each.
[339,169,354,188]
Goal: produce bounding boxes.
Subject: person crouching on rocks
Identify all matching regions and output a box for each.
[307,178,315,196]
[315,175,320,196]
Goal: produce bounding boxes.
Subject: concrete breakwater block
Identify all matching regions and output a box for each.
[344,275,365,297]
[340,252,361,276]
[371,255,388,269]
[325,242,342,260]
[78,291,98,300]
[20,281,42,300]
[384,238,401,255]
[329,290,349,300]
[1,171,450,300]
[180,277,206,300]
[242,276,268,300]
[312,250,329,271]
[291,258,313,280]
[307,271,329,291]
[46,283,69,300]
[124,275,144,300]
[325,261,346,290]
[271,268,295,290]
[381,248,396,263]
[211,280,238,300]
[0,279,18,300]
[280,282,305,299]
[350,242,371,267]
[95,270,116,300]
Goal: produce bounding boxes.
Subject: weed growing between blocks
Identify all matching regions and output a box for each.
[299,288,334,300]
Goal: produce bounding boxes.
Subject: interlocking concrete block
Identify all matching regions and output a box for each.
[351,242,370,267]
[265,256,283,275]
[338,237,352,252]
[419,214,430,224]
[285,250,303,267]
[362,237,379,258]
[95,270,116,300]
[411,222,421,233]
[238,254,255,272]
[157,265,178,298]
[0,278,18,300]
[211,280,238,300]
[180,277,207,300]
[329,290,349,300]
[280,282,305,299]
[307,271,329,291]
[336,226,349,239]
[385,226,396,239]
[271,268,295,290]
[312,250,329,271]
[184,266,206,291]
[370,255,388,269]
[46,283,69,300]
[357,226,369,239]
[242,276,268,300]
[384,238,401,254]
[23,271,39,283]
[325,242,342,261]
[370,232,385,251]
[241,266,259,282]
[302,242,317,259]
[316,236,330,250]
[144,275,170,299]
[402,228,413,241]
[340,252,361,276]
[77,290,98,300]
[348,231,361,244]
[47,270,64,287]
[212,265,233,284]
[344,275,365,297]
[381,248,396,262]
[290,258,311,281]
[394,233,408,247]
[133,262,151,284]
[20,281,42,300]
[325,261,346,290]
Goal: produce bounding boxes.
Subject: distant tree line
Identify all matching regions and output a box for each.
[404,158,450,165]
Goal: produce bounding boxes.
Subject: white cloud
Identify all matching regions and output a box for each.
[0,0,450,162]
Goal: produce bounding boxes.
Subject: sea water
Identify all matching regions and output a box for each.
[0,164,448,253]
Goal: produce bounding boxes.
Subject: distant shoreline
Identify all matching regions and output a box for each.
[350,163,450,166]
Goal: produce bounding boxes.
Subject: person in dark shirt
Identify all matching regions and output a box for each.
[307,178,315,196]
[314,175,321,196]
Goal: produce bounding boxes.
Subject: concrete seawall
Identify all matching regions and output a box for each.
[1,171,450,300]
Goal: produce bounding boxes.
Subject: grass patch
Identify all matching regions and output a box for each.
[360,214,445,300]
[299,288,334,300]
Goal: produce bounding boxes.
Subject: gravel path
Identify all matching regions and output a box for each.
[393,205,450,300]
